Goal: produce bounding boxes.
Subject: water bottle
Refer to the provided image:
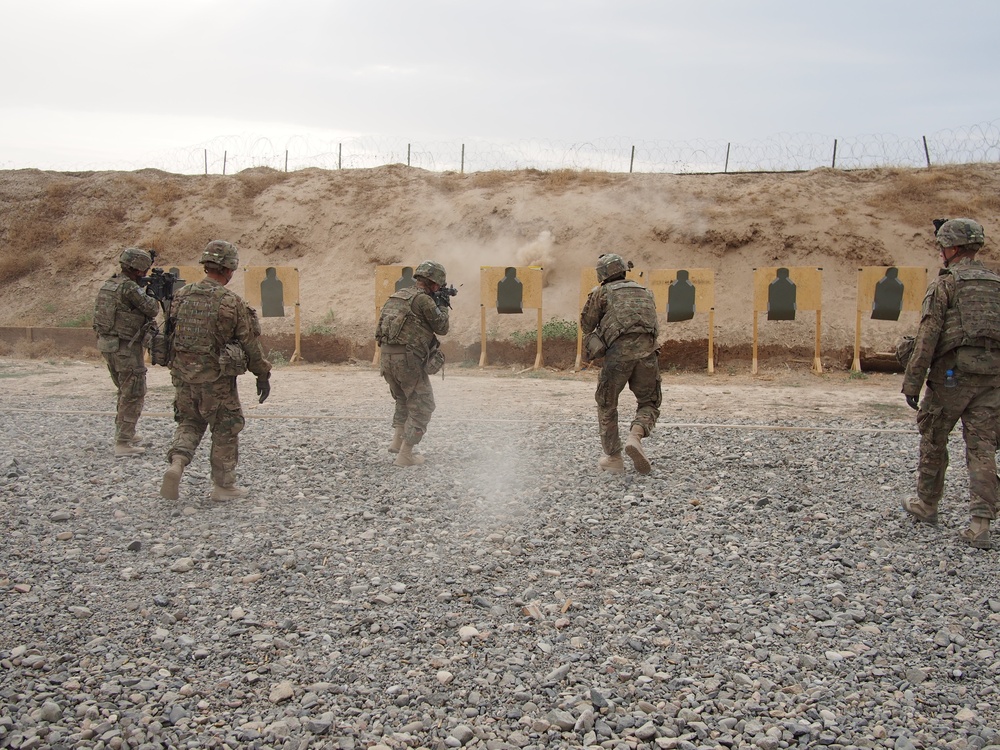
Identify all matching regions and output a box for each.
[944,369,957,388]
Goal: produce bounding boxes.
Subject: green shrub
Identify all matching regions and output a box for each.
[510,318,578,346]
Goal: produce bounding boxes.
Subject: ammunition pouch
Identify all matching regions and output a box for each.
[149,332,170,366]
[955,344,1000,376]
[584,331,607,361]
[424,338,445,375]
[96,334,120,353]
[895,335,915,369]
[219,342,249,376]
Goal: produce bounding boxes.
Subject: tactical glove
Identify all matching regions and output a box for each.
[256,374,271,404]
[905,394,919,411]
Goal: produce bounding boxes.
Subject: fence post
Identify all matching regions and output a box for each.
[338,143,342,170]
[461,144,465,174]
[223,151,227,176]
[284,150,288,172]
[724,143,731,173]
[923,136,931,168]
[629,145,635,173]
[407,144,411,167]
[831,139,838,169]
[204,149,208,176]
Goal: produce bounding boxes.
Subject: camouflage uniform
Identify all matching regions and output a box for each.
[581,279,661,457]
[902,257,1000,521]
[166,278,271,488]
[376,286,449,445]
[93,270,159,443]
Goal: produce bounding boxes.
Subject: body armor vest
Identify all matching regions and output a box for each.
[934,265,1000,357]
[93,277,147,339]
[597,280,657,348]
[171,283,228,355]
[377,287,425,346]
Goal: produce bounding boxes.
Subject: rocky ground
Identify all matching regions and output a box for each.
[0,358,998,750]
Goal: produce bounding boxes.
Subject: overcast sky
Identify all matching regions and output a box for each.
[2,0,998,172]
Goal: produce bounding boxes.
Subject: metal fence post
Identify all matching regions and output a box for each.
[629,145,635,173]
[284,150,288,172]
[832,139,838,169]
[204,149,208,176]
[223,151,227,176]
[407,144,411,167]
[461,144,465,174]
[724,143,731,173]
[338,143,342,170]
[923,136,931,168]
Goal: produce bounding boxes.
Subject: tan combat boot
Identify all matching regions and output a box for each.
[599,453,625,473]
[211,484,248,502]
[388,426,404,454]
[160,457,188,500]
[901,497,938,525]
[624,425,651,475]
[959,517,991,550]
[115,441,146,457]
[394,442,426,467]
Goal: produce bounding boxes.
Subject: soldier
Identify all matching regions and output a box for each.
[160,241,271,502]
[93,247,160,457]
[376,260,450,467]
[581,253,661,474]
[902,218,998,550]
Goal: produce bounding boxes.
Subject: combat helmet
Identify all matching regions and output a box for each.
[596,253,628,283]
[201,240,240,270]
[935,218,985,250]
[119,247,153,273]
[413,260,446,286]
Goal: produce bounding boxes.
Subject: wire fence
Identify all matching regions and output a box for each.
[11,120,1000,176]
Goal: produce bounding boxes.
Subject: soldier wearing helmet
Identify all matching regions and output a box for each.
[93,247,160,456]
[160,240,272,502]
[375,260,450,466]
[581,253,660,475]
[902,218,998,549]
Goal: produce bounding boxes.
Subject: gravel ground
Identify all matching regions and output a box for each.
[1,359,998,750]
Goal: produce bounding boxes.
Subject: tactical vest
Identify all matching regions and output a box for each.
[377,287,428,346]
[171,283,228,355]
[934,265,1000,357]
[597,280,657,348]
[93,277,147,339]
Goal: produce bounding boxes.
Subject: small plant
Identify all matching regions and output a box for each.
[510,318,578,346]
[58,312,93,328]
[849,370,868,380]
[269,349,289,367]
[305,309,336,336]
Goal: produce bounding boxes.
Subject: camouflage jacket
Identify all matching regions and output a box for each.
[168,278,271,384]
[902,258,1000,395]
[375,287,449,361]
[580,279,658,360]
[93,273,159,345]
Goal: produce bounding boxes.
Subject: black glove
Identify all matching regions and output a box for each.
[905,394,919,411]
[256,374,271,404]
[433,290,451,309]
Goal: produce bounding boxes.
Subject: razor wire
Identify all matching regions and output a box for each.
[38,119,1000,175]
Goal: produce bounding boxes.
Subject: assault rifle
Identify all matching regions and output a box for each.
[432,284,459,308]
[137,251,180,306]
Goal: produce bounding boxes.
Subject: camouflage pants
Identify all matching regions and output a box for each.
[167,374,245,488]
[916,382,1000,519]
[102,343,147,442]
[381,351,434,445]
[596,351,661,456]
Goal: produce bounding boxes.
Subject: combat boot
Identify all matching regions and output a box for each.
[624,425,651,475]
[599,453,625,473]
[160,457,188,500]
[959,517,991,550]
[211,484,248,501]
[901,497,938,525]
[115,441,146,457]
[394,442,426,467]
[388,426,404,454]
